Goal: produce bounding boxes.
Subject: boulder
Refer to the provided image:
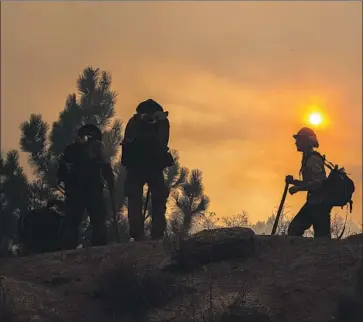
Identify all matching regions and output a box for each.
[173,227,255,270]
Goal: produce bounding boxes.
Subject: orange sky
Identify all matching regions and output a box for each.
[1,1,362,225]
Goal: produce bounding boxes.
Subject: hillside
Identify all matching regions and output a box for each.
[1,229,362,322]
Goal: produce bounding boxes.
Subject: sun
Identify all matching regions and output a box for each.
[308,112,323,126]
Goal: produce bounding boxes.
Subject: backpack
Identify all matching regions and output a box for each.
[314,152,355,212]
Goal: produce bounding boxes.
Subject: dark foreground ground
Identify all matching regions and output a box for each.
[0,229,362,322]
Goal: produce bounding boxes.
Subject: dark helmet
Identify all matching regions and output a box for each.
[136,99,164,115]
[77,124,102,141]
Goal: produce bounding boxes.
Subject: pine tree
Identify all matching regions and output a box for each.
[0,150,30,249]
[171,167,210,235]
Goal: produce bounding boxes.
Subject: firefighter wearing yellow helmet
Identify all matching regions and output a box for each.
[285,127,332,238]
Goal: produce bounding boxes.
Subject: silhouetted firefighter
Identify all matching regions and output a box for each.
[57,124,115,249]
[283,127,355,238]
[121,99,174,242]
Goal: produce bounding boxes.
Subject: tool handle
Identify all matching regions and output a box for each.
[271,182,289,235]
[110,192,120,243]
[143,187,151,221]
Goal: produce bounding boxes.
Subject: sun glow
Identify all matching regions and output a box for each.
[308,112,323,126]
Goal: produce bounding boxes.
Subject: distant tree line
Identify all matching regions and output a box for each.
[194,207,360,239]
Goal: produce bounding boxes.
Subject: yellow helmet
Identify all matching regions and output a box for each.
[293,127,319,148]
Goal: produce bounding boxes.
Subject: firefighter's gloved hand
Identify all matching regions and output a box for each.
[285,175,294,185]
[153,111,168,120]
[140,113,156,123]
[288,186,299,195]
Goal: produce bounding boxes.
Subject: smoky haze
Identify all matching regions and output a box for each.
[1,1,362,224]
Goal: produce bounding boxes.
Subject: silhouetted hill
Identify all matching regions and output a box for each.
[1,229,362,322]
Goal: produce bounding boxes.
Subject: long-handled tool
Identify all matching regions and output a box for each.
[271,181,290,235]
[110,191,120,243]
[337,208,349,240]
[143,187,151,221]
